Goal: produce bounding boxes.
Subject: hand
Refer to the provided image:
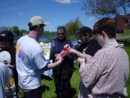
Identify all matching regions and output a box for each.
[6,63,14,69]
[64,44,70,50]
[78,57,85,65]
[54,54,58,57]
[64,44,74,53]
[55,54,63,62]
[84,54,92,62]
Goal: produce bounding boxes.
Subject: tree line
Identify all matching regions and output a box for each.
[0,17,83,40]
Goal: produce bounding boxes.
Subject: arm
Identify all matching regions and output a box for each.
[6,64,14,69]
[79,49,110,88]
[47,56,62,69]
[34,53,63,71]
[64,44,92,62]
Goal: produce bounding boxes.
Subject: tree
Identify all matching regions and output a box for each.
[12,26,21,36]
[65,17,83,40]
[0,26,11,31]
[83,0,130,17]
[20,29,28,35]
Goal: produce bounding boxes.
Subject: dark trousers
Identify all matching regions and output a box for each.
[13,68,19,98]
[24,87,42,98]
[54,75,72,98]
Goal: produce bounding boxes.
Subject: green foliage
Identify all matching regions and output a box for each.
[12,26,21,35]
[117,30,130,36]
[65,17,83,40]
[43,31,56,35]
[0,26,10,31]
[20,29,28,35]
[0,26,28,36]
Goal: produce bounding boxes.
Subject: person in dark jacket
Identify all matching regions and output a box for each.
[50,26,75,98]
[76,26,101,57]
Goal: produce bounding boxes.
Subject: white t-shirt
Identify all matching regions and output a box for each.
[16,35,48,90]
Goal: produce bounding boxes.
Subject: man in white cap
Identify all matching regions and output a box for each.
[16,16,63,98]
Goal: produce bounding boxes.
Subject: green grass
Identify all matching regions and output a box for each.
[41,45,130,98]
[19,38,130,98]
[19,47,130,98]
[117,30,130,36]
[41,61,80,98]
[125,46,130,98]
[124,30,130,36]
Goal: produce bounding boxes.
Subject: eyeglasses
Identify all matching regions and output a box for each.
[57,33,65,35]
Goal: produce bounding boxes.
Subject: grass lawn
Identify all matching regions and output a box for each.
[19,38,130,98]
[41,61,80,98]
[117,30,130,36]
[40,31,130,98]
[19,46,130,98]
[125,46,130,98]
[41,45,130,98]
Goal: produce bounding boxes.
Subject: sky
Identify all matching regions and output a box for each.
[0,0,100,32]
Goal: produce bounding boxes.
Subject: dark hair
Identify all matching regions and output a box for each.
[0,30,14,45]
[77,26,93,37]
[93,18,116,38]
[57,26,66,33]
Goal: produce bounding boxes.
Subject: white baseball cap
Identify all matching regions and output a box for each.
[28,16,49,27]
[0,51,11,64]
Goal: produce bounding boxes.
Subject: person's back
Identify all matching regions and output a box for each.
[78,17,129,98]
[16,35,47,89]
[92,45,129,95]
[67,18,129,98]
[16,16,63,98]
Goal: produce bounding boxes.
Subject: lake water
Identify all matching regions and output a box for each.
[14,35,56,42]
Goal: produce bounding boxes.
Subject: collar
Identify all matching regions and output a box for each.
[103,44,124,48]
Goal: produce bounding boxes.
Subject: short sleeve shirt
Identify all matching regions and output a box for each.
[16,35,48,90]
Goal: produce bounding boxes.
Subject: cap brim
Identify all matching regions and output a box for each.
[44,22,50,25]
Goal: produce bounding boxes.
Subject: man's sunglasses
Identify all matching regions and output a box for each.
[58,33,65,35]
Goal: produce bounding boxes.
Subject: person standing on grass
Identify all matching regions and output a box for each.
[16,16,63,98]
[64,17,129,98]
[50,26,75,98]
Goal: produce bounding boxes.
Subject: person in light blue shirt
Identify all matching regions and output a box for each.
[16,16,63,98]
